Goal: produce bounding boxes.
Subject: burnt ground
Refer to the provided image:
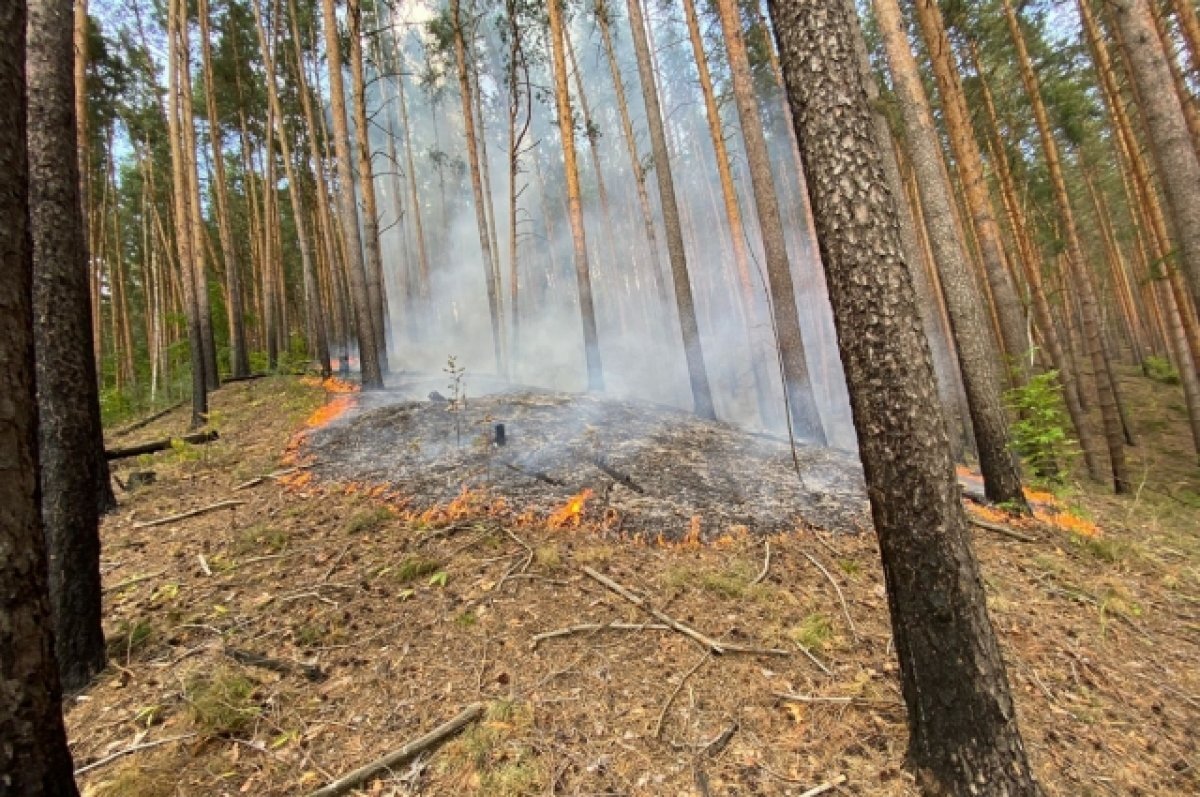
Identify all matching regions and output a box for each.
[303,375,868,542]
[69,372,1200,796]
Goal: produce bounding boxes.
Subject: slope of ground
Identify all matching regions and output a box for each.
[70,372,1199,796]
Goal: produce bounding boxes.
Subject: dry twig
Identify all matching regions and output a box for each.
[654,651,712,738]
[775,692,901,708]
[800,551,859,641]
[751,541,772,586]
[133,499,245,529]
[74,733,197,776]
[530,622,671,649]
[233,466,301,491]
[969,516,1039,543]
[304,703,484,797]
[581,566,787,656]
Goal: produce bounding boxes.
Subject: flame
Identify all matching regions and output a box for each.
[548,489,594,529]
[301,375,360,394]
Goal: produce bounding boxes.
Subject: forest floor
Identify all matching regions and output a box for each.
[72,370,1199,796]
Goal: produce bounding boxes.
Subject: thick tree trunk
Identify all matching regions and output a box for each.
[347,0,389,371]
[912,0,1030,379]
[874,0,1027,510]
[1112,0,1200,317]
[714,0,826,441]
[198,0,249,379]
[320,0,382,388]
[767,2,1043,793]
[451,0,505,375]
[0,7,82,786]
[547,0,604,391]
[28,0,110,692]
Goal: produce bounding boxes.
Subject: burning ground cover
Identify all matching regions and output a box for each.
[298,376,870,542]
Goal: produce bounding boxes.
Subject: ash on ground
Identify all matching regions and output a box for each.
[301,376,869,541]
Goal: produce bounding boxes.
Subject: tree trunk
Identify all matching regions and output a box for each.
[347,0,390,371]
[1112,0,1200,316]
[166,0,207,428]
[451,0,505,375]
[198,0,249,379]
[912,0,1030,379]
[319,0,380,386]
[767,1,1043,793]
[874,0,1027,509]
[681,0,778,428]
[0,5,83,785]
[547,0,605,391]
[254,0,331,377]
[1004,0,1129,493]
[396,66,432,312]
[28,0,110,692]
[713,0,826,441]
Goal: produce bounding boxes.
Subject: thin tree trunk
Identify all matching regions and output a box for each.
[451,0,504,375]
[714,0,825,440]
[198,0,249,378]
[320,0,382,387]
[1004,0,1129,493]
[347,0,389,371]
[913,0,1030,379]
[624,0,717,417]
[396,67,432,310]
[875,0,1027,507]
[768,2,1044,792]
[547,0,604,391]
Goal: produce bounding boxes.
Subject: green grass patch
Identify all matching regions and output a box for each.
[345,507,395,534]
[790,613,834,651]
[185,669,260,738]
[394,556,443,584]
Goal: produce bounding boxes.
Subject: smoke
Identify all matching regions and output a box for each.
[361,0,855,449]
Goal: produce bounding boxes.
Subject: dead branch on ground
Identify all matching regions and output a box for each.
[106,430,219,460]
[530,622,671,649]
[800,551,860,641]
[132,499,245,529]
[969,516,1040,543]
[233,466,302,491]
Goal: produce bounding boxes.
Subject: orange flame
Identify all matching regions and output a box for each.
[548,489,594,529]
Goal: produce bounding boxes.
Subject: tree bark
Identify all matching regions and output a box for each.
[320,0,382,388]
[766,2,1044,793]
[27,0,112,692]
[713,0,826,441]
[0,5,82,785]
[1112,0,1200,317]
[874,0,1027,509]
[547,0,605,391]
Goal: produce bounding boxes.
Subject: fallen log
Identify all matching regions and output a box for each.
[106,430,219,461]
[221,372,271,385]
[304,703,484,797]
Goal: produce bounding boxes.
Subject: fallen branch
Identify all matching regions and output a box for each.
[655,652,712,738]
[591,456,645,494]
[233,466,301,491]
[102,570,166,594]
[751,541,772,585]
[775,692,902,709]
[74,733,197,776]
[109,401,187,438]
[801,551,859,642]
[531,622,671,649]
[106,430,219,461]
[133,499,245,529]
[220,372,271,385]
[225,646,325,682]
[969,516,1039,543]
[304,703,484,797]
[581,567,788,657]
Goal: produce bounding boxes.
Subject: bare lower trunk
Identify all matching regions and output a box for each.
[767,2,1043,793]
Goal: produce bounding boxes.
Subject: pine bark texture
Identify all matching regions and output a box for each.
[320,0,381,387]
[714,0,825,441]
[547,0,604,391]
[874,0,1027,509]
[1,0,82,785]
[1112,0,1200,317]
[28,0,110,691]
[766,1,1043,794]
[624,0,717,418]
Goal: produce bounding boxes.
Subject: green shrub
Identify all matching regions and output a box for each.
[1005,370,1075,485]
[185,669,260,738]
[1143,355,1180,385]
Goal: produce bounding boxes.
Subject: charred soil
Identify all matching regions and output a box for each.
[71,372,1199,795]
